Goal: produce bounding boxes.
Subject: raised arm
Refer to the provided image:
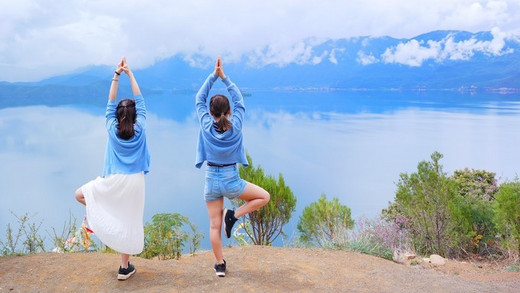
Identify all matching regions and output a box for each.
[216,57,245,130]
[108,58,124,101]
[223,76,245,130]
[121,58,146,128]
[105,59,125,130]
[195,72,218,127]
[121,57,142,96]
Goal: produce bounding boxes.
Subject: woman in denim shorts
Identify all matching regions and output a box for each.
[195,57,270,277]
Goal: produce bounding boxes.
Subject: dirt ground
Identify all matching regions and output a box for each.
[0,246,519,292]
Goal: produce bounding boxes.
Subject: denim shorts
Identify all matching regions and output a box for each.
[204,164,247,202]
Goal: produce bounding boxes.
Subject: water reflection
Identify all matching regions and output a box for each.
[1,92,520,249]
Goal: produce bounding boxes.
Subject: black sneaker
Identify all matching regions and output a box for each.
[214,260,226,277]
[223,208,238,238]
[117,263,136,280]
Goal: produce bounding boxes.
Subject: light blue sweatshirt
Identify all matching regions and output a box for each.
[102,94,150,177]
[195,73,248,169]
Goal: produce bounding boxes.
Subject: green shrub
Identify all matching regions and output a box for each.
[449,193,497,257]
[0,212,45,255]
[393,152,458,257]
[494,180,520,259]
[140,213,203,260]
[345,239,393,260]
[386,152,504,259]
[297,194,354,248]
[452,168,498,201]
[450,168,498,256]
[505,265,520,272]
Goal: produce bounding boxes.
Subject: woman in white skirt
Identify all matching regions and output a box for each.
[75,57,150,281]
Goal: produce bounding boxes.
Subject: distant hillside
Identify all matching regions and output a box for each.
[0,30,518,108]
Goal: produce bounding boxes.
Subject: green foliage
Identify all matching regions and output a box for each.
[0,211,201,258]
[393,152,459,257]
[345,240,394,260]
[48,213,97,253]
[235,153,297,245]
[297,194,354,248]
[452,168,498,200]
[449,191,497,256]
[232,219,254,246]
[0,212,45,256]
[140,213,203,260]
[49,213,79,253]
[506,265,520,272]
[450,168,498,256]
[494,180,520,258]
[187,221,204,256]
[386,152,505,258]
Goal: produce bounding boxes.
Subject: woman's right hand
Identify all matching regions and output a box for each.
[215,56,226,79]
[121,57,131,75]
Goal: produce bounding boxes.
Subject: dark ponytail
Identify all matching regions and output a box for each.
[210,94,231,132]
[116,99,137,140]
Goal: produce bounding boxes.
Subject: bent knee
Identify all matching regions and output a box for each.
[74,188,84,202]
[262,190,270,205]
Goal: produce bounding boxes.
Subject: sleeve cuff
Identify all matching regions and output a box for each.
[107,100,117,105]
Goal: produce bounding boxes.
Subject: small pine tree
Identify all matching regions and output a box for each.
[393,151,458,257]
[235,154,297,245]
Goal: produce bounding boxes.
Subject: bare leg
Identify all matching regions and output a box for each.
[121,254,130,268]
[75,187,86,206]
[234,182,270,218]
[206,198,225,263]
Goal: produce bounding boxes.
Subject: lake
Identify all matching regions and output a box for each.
[1,89,520,249]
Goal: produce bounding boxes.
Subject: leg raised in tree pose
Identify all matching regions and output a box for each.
[195,57,270,277]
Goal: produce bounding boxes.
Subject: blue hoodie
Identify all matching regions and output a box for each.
[102,94,150,177]
[195,73,247,168]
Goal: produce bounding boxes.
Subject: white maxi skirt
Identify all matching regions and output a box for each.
[81,172,145,255]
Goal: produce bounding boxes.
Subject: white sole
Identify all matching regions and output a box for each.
[117,269,136,280]
[222,208,228,237]
[214,269,226,277]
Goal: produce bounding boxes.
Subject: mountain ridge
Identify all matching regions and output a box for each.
[0,30,518,108]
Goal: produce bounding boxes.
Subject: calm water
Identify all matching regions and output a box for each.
[1,90,520,249]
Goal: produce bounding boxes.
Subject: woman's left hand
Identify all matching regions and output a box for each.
[115,58,125,75]
[215,56,226,79]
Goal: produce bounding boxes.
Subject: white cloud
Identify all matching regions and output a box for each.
[357,51,378,65]
[382,40,442,66]
[328,49,341,64]
[245,41,320,68]
[380,27,515,66]
[0,0,519,81]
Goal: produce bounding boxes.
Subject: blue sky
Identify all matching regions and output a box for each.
[1,0,519,82]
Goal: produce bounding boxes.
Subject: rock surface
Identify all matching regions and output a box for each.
[0,246,518,292]
[430,254,446,266]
